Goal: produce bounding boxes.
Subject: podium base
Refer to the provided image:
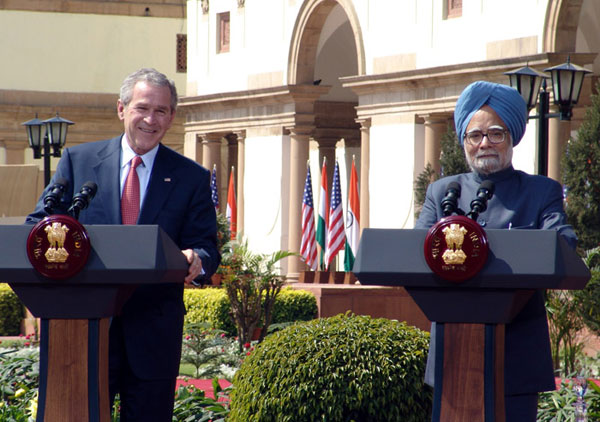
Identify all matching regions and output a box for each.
[432,323,505,422]
[37,318,110,422]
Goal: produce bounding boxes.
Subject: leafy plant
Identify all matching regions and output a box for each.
[546,289,585,375]
[0,347,39,420]
[172,381,230,422]
[180,322,241,380]
[537,376,600,421]
[228,313,432,422]
[220,242,295,349]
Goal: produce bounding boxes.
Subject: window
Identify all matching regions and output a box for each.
[218,12,230,54]
[176,34,187,73]
[446,0,462,19]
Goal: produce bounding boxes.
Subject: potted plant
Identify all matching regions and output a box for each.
[219,241,294,350]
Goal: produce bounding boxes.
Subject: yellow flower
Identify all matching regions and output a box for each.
[27,391,38,419]
[14,388,26,398]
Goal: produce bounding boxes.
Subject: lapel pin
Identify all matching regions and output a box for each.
[164,178,171,182]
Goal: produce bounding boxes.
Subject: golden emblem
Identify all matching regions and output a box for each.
[44,222,70,263]
[441,223,468,265]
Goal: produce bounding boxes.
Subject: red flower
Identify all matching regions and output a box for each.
[244,342,251,349]
[24,342,30,347]
[246,351,251,356]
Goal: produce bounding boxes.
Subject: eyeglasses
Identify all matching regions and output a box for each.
[464,129,507,145]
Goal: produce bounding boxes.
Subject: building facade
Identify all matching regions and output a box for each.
[182,0,600,278]
[0,0,187,208]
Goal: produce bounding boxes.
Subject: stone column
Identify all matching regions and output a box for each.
[547,106,571,183]
[234,131,246,238]
[4,139,26,164]
[316,137,338,189]
[287,127,312,281]
[423,115,447,174]
[357,119,371,232]
[200,133,224,196]
[183,132,202,163]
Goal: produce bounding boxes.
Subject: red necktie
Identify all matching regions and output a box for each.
[121,156,143,225]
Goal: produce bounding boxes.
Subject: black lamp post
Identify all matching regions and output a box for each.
[22,113,74,187]
[504,57,590,177]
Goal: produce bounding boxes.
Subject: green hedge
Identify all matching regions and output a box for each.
[229,313,432,422]
[183,287,317,336]
[0,284,24,336]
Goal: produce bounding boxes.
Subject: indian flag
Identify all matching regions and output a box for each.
[344,157,360,271]
[316,158,328,270]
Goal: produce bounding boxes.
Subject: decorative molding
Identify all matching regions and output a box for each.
[237,0,245,7]
[201,0,209,14]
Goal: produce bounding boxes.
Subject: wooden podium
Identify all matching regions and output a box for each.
[0,225,188,422]
[353,228,590,422]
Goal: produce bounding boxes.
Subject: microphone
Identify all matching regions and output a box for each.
[43,177,69,214]
[468,180,495,221]
[68,181,98,220]
[441,182,461,216]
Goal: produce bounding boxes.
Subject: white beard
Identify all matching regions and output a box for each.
[465,143,513,175]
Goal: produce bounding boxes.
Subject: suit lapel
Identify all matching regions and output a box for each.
[138,144,176,224]
[93,137,122,224]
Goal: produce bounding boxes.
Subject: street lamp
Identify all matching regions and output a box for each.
[22,113,74,187]
[504,57,591,176]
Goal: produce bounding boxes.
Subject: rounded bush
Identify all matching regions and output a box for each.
[0,284,24,336]
[229,313,432,422]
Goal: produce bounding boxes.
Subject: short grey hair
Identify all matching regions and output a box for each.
[119,68,178,112]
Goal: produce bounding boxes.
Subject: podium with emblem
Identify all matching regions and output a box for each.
[353,222,590,422]
[0,217,188,422]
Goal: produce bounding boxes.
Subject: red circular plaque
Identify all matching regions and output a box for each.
[423,215,489,283]
[27,214,91,280]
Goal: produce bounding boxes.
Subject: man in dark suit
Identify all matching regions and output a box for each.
[27,68,220,421]
[416,81,577,421]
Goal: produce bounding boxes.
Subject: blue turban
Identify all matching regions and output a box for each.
[454,81,528,146]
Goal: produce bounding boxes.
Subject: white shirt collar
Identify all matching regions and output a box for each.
[120,135,159,170]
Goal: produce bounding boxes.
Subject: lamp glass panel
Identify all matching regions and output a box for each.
[47,122,62,146]
[558,70,574,103]
[571,72,585,104]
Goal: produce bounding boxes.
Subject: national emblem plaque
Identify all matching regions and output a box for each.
[27,214,91,279]
[423,215,489,282]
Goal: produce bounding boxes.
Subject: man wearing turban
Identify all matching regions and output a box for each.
[416,81,577,420]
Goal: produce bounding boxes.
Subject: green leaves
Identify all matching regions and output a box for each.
[228,314,432,422]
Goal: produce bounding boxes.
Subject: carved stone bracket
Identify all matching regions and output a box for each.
[201,0,209,14]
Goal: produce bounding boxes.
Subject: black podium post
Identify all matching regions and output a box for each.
[353,228,590,422]
[0,225,188,422]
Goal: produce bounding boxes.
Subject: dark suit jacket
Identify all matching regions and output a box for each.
[415,166,576,395]
[27,135,220,380]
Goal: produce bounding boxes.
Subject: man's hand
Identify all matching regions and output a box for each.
[182,249,203,286]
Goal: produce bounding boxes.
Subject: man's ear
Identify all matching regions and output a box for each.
[117,99,125,121]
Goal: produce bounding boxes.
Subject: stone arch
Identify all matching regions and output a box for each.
[287,0,365,85]
[543,0,584,52]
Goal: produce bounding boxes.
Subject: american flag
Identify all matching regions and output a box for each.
[324,161,346,268]
[300,164,317,270]
[210,165,219,210]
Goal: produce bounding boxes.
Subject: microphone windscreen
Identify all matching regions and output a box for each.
[54,177,69,190]
[480,180,495,196]
[82,181,98,197]
[447,181,461,195]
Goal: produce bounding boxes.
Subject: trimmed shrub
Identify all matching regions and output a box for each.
[184,287,235,335]
[271,288,317,325]
[229,313,432,422]
[184,287,317,337]
[0,284,24,336]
